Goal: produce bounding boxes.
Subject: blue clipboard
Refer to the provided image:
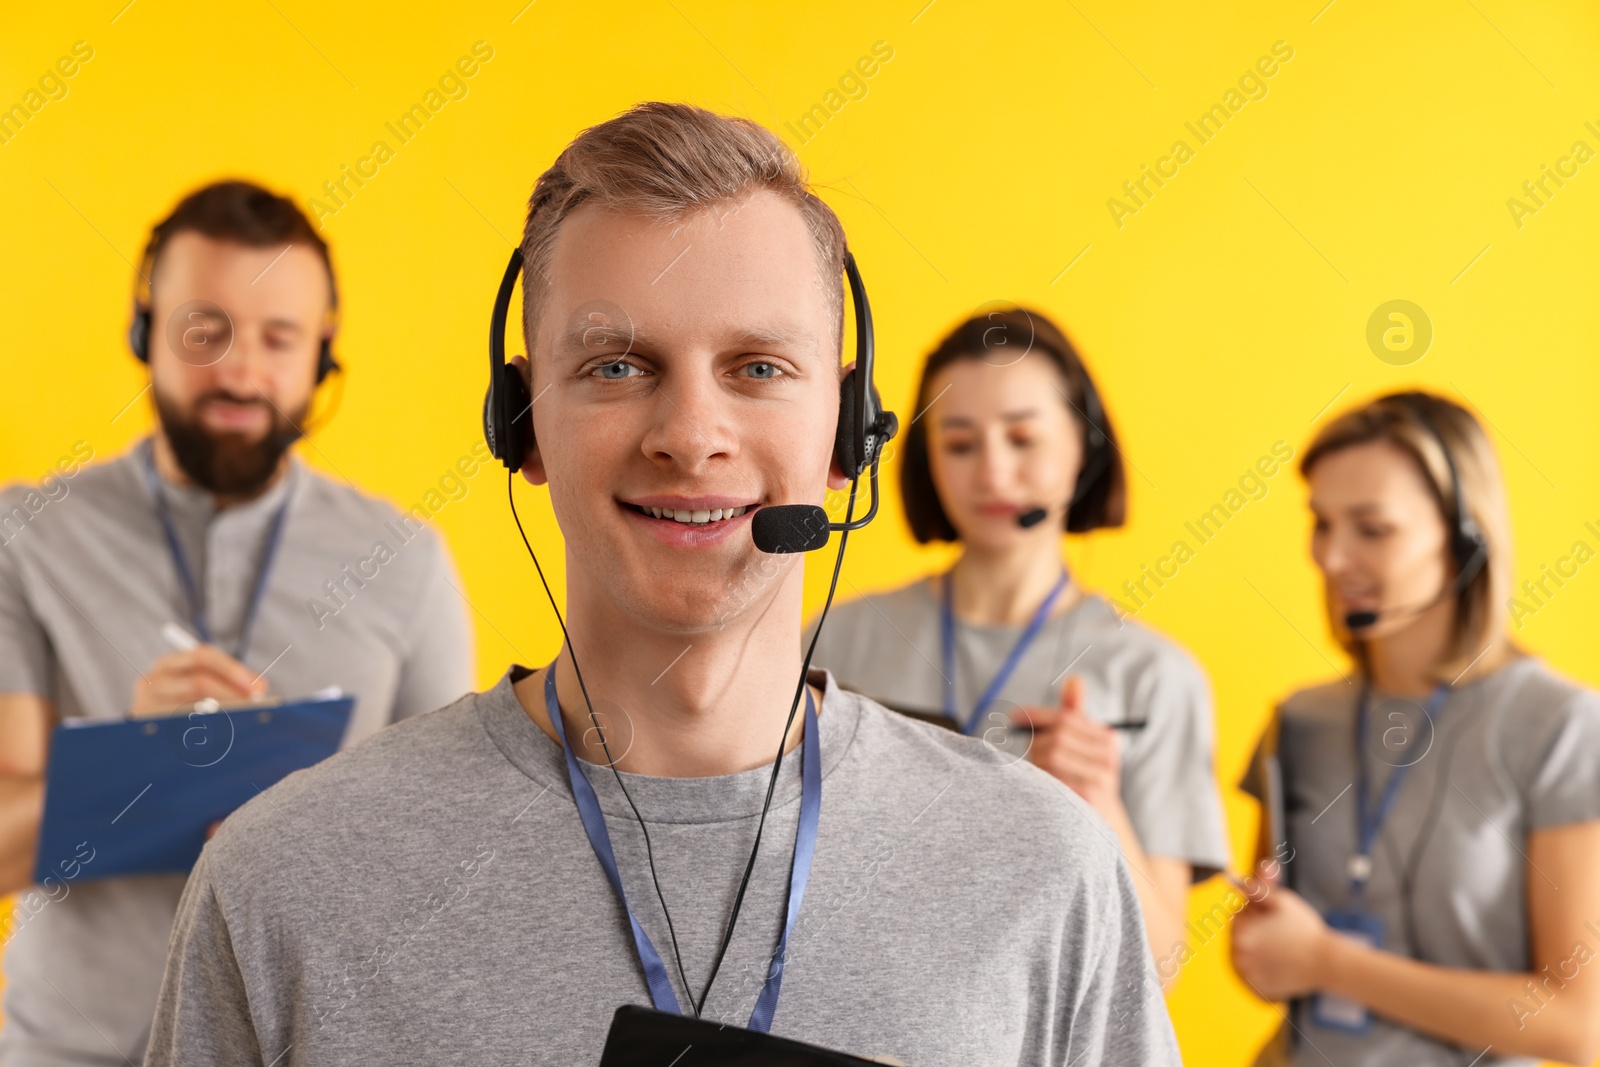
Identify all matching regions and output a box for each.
[33,695,354,885]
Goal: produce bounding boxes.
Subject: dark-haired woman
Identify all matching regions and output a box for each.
[806,308,1228,981]
[1232,391,1600,1066]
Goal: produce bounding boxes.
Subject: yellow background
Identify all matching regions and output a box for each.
[4,2,1599,1063]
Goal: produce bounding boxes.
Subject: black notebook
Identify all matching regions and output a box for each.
[598,1006,886,1065]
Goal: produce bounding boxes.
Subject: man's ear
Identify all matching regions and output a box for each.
[511,354,548,486]
[826,358,856,491]
[521,445,548,487]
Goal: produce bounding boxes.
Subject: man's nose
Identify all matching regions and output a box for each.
[639,371,739,468]
[211,329,267,393]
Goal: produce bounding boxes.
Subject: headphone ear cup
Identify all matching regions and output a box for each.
[834,368,861,478]
[1065,449,1111,533]
[1454,518,1488,580]
[833,368,890,481]
[486,361,535,469]
[129,308,151,363]
[1065,380,1112,531]
[316,338,340,383]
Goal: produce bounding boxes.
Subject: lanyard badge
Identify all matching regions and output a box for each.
[939,567,1069,735]
[140,439,291,663]
[1311,681,1450,1033]
[1310,909,1385,1032]
[544,666,821,1033]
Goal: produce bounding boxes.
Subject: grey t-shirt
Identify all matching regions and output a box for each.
[1246,654,1600,1066]
[0,440,475,1066]
[805,576,1230,880]
[144,665,1181,1066]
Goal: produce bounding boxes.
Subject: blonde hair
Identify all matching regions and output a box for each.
[1300,390,1515,684]
[518,102,846,362]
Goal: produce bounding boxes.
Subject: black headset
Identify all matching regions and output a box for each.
[1341,392,1489,632]
[485,237,894,1019]
[1394,391,1488,588]
[483,246,896,485]
[1065,368,1111,530]
[1358,396,1491,961]
[1406,396,1487,583]
[127,248,342,384]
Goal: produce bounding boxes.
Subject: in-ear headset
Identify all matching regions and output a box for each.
[483,245,896,485]
[1343,393,1488,631]
[127,247,342,384]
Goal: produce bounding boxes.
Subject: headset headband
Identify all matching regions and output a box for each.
[128,243,341,382]
[1402,395,1486,579]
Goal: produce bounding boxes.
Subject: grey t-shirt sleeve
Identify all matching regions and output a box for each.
[1068,846,1181,1064]
[1238,728,1266,801]
[1120,649,1231,880]
[144,850,266,1066]
[1524,687,1600,830]
[0,512,51,697]
[388,529,475,722]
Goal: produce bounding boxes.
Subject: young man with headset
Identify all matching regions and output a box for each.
[0,180,473,1066]
[144,106,1178,1065]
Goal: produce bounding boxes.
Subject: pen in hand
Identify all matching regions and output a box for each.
[130,624,268,717]
[160,622,199,653]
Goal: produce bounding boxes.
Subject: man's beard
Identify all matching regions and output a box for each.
[154,388,308,497]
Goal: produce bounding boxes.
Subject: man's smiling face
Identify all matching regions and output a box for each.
[522,189,847,633]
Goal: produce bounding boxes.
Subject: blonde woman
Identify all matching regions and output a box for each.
[1233,390,1600,1065]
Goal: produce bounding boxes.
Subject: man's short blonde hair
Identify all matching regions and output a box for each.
[519,102,847,363]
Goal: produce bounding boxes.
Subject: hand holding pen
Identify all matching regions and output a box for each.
[128,622,269,718]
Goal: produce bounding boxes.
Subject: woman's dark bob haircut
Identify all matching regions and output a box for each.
[899,306,1127,544]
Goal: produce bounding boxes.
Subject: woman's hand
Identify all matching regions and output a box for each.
[1232,860,1335,1001]
[1012,675,1121,815]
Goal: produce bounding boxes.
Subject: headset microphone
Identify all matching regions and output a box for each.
[1017,506,1049,529]
[752,505,832,554]
[751,438,897,554]
[1343,609,1379,631]
[1342,552,1485,631]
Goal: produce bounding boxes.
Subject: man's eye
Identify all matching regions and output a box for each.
[593,361,640,380]
[743,361,783,379]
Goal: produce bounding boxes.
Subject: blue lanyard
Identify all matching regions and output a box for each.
[139,439,291,662]
[1349,681,1451,903]
[543,665,821,1032]
[939,567,1070,735]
